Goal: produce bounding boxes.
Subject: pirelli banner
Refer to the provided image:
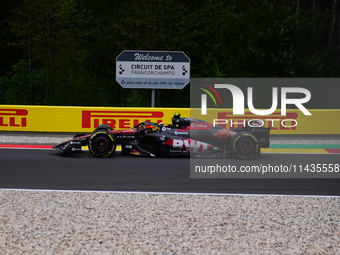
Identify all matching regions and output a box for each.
[0,106,188,133]
[0,105,339,134]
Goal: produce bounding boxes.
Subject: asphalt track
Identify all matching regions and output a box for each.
[0,148,340,195]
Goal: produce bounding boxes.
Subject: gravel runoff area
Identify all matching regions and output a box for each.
[1,190,340,254]
[0,133,73,145]
[1,133,340,254]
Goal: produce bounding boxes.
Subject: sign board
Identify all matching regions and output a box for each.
[116,50,190,89]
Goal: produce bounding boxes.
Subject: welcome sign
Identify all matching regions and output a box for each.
[116,50,190,89]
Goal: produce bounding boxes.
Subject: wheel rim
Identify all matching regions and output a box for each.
[238,138,254,154]
[94,137,109,152]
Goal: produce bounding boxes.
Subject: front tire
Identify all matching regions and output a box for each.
[88,130,116,157]
[230,132,259,159]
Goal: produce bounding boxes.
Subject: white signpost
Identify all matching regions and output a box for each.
[116,50,190,90]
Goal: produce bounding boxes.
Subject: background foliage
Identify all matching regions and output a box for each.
[0,0,339,107]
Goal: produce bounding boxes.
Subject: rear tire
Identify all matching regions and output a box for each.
[230,132,259,159]
[88,130,116,157]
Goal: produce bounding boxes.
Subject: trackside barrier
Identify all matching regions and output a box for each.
[0,106,189,133]
[0,105,339,134]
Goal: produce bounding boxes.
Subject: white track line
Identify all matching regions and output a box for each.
[1,188,339,198]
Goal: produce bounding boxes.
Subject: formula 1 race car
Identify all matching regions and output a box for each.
[53,113,270,159]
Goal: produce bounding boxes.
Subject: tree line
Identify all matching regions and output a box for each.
[0,0,339,107]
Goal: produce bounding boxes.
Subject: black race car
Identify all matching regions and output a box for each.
[53,113,270,159]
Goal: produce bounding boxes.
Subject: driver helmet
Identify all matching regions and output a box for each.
[248,120,263,126]
[172,113,181,126]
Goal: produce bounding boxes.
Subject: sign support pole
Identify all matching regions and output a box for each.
[151,89,155,107]
[2,75,5,104]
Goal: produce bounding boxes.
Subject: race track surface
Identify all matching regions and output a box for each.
[0,148,339,195]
